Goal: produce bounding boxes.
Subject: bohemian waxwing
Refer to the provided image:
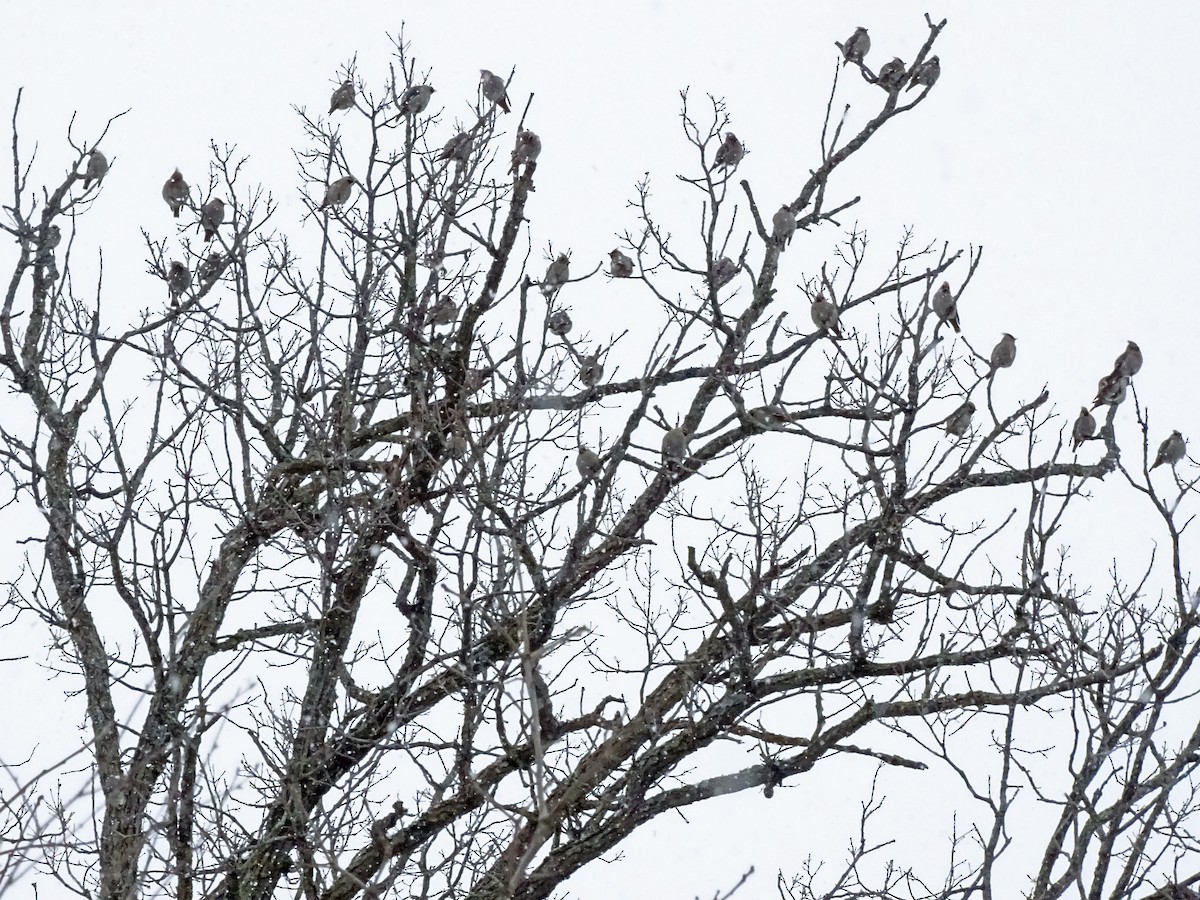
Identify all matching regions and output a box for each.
[542,254,570,297]
[1112,341,1142,379]
[439,131,473,164]
[877,58,907,91]
[200,198,225,243]
[990,333,1016,369]
[714,132,744,169]
[609,249,634,278]
[167,261,191,303]
[944,400,975,437]
[82,150,108,189]
[1071,407,1096,450]
[428,296,457,327]
[578,354,603,387]
[931,282,960,333]
[162,169,189,218]
[773,205,797,248]
[810,294,843,339]
[319,175,358,211]
[547,310,572,336]
[510,130,542,174]
[43,224,61,252]
[1151,431,1186,470]
[842,27,870,66]
[480,69,511,113]
[399,84,435,117]
[662,427,690,464]
[1092,372,1129,409]
[576,447,602,480]
[198,251,223,283]
[329,80,355,114]
[908,56,941,91]
[709,256,738,290]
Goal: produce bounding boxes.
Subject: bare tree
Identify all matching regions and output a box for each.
[2,16,1199,900]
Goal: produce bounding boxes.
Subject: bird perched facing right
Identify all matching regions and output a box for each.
[877,58,907,92]
[199,198,225,243]
[510,130,542,174]
[908,56,941,91]
[709,256,738,290]
[399,84,435,117]
[841,27,870,66]
[576,447,602,481]
[319,175,358,211]
[713,132,744,169]
[439,131,473,164]
[82,150,108,189]
[1111,340,1143,379]
[198,251,223,283]
[931,282,960,333]
[162,169,189,218]
[662,427,690,465]
[329,79,355,114]
[1151,430,1186,470]
[609,249,634,278]
[990,333,1016,370]
[480,69,511,113]
[578,354,604,388]
[810,294,843,339]
[944,400,975,437]
[167,261,191,304]
[773,205,797,248]
[1071,407,1097,450]
[542,254,570,297]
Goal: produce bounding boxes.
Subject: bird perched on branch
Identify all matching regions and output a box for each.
[167,261,191,304]
[329,80,355,114]
[162,169,189,218]
[714,132,744,169]
[440,131,473,164]
[908,56,941,91]
[576,447,602,481]
[709,256,738,290]
[662,428,690,466]
[578,354,603,388]
[990,333,1016,370]
[319,176,358,211]
[773,206,797,248]
[547,310,572,336]
[1092,372,1129,409]
[480,69,510,113]
[1111,340,1142,379]
[943,400,975,437]
[931,282,960,333]
[609,249,634,278]
[841,27,870,66]
[877,58,907,92]
[399,84,435,117]
[1071,407,1096,451]
[810,294,843,339]
[542,254,570,297]
[198,252,223,283]
[1151,431,1186,470]
[82,150,108,189]
[511,130,542,174]
[199,198,225,242]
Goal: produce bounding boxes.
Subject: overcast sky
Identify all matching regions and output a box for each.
[5,3,1200,897]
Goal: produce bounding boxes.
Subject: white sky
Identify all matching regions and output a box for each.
[5,2,1200,898]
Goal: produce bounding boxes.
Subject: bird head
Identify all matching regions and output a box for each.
[1128,340,1139,350]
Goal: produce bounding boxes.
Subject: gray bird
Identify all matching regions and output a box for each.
[842,27,870,66]
[480,69,511,113]
[877,57,907,91]
[329,79,355,114]
[1092,372,1129,409]
[447,428,470,459]
[162,169,189,218]
[749,404,789,429]
[1151,430,1186,470]
[542,254,570,297]
[810,294,843,338]
[709,256,738,290]
[167,260,191,303]
[773,205,797,248]
[931,281,960,333]
[199,198,225,243]
[439,131,473,164]
[1112,340,1142,379]
[42,224,62,252]
[82,150,108,189]
[576,447,603,481]
[714,132,744,169]
[944,400,975,437]
[428,296,457,327]
[1071,407,1096,450]
[990,333,1016,370]
[510,130,542,174]
[319,175,358,211]
[399,84,435,117]
[662,427,690,464]
[198,251,223,283]
[908,55,941,91]
[547,310,573,336]
[609,248,634,278]
[578,354,603,387]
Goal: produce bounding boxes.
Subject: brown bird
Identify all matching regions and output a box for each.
[709,256,738,290]
[576,447,603,481]
[162,169,189,218]
[908,56,941,91]
[542,254,570,297]
[578,354,604,387]
[319,175,358,211]
[609,249,634,278]
[480,69,511,113]
[841,27,870,66]
[510,130,542,174]
[773,205,797,248]
[931,282,960,333]
[167,261,191,303]
[990,333,1016,370]
[1092,372,1129,409]
[1112,340,1142,379]
[547,310,572,336]
[329,80,355,114]
[810,294,843,339]
[399,84,435,116]
[199,198,225,242]
[877,58,907,91]
[1151,431,1186,470]
[1071,407,1096,450]
[944,400,975,437]
[714,132,744,169]
[439,131,473,164]
[82,150,108,189]
[662,427,690,464]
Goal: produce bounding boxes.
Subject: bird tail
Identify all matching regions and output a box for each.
[173,206,181,219]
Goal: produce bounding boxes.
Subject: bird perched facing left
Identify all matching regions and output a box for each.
[714,132,744,169]
[773,206,797,248]
[990,333,1016,370]
[510,130,542,174]
[439,131,473,164]
[931,282,960,333]
[162,169,189,218]
[576,447,602,481]
[944,400,975,437]
[1151,431,1186,470]
[82,150,108,189]
[542,254,571,297]
[399,84,435,117]
[319,175,358,211]
[329,79,355,114]
[810,294,843,339]
[167,261,191,304]
[578,354,604,387]
[908,56,941,91]
[609,249,634,278]
[709,256,738,290]
[480,69,510,113]
[841,27,870,66]
[877,58,907,92]
[199,198,225,242]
